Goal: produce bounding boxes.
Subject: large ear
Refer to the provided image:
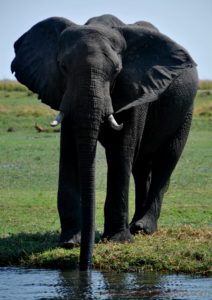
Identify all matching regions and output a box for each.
[11,17,76,110]
[112,27,197,113]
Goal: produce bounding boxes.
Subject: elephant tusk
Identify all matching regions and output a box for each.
[108,114,123,131]
[50,111,64,127]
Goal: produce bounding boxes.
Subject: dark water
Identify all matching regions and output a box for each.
[0,267,211,300]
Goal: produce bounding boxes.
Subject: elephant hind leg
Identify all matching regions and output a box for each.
[130,111,193,235]
[130,156,169,235]
[131,156,152,224]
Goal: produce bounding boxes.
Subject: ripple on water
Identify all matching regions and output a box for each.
[0,267,211,300]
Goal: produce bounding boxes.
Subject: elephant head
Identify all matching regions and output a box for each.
[11,15,196,270]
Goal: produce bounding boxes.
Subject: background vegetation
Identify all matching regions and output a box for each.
[0,80,211,275]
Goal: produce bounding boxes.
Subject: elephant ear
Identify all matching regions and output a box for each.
[11,17,76,110]
[112,27,197,113]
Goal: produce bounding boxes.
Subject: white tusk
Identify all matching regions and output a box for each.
[108,114,123,131]
[50,112,64,127]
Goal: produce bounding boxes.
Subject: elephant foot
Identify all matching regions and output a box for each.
[130,215,158,235]
[102,229,134,243]
[59,231,81,249]
[59,230,101,248]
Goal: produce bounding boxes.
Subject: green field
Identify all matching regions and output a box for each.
[0,82,211,274]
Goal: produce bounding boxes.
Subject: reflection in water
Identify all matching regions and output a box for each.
[0,267,211,299]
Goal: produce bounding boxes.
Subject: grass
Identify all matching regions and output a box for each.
[0,81,211,275]
[198,80,212,90]
[0,80,29,92]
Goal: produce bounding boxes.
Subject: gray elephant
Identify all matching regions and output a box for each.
[11,14,198,270]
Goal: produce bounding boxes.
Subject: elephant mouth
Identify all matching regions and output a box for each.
[50,111,123,131]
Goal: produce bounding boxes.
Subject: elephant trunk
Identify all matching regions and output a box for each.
[50,81,123,131]
[75,97,103,270]
[77,134,97,270]
[77,114,123,270]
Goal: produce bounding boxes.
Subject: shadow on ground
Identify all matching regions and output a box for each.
[0,231,79,268]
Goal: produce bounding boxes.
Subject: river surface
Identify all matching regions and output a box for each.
[0,267,211,299]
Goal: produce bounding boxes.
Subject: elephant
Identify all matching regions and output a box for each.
[11,14,198,270]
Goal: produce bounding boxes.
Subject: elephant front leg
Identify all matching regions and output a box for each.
[102,149,134,243]
[58,120,81,248]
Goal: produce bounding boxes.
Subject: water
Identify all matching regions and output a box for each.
[0,267,211,300]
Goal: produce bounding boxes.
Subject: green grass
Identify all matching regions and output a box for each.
[0,85,211,275]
